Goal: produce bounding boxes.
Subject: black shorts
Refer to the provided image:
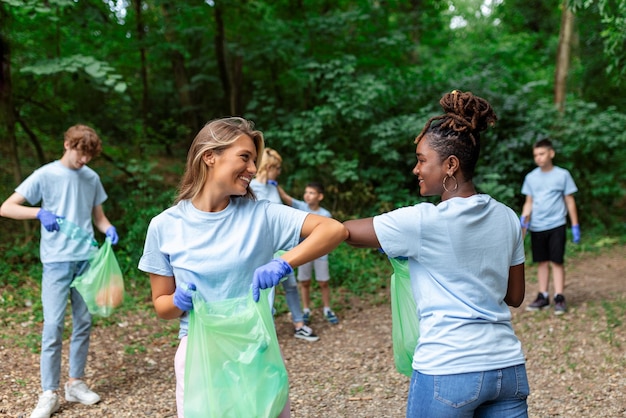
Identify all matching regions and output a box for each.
[530,225,566,264]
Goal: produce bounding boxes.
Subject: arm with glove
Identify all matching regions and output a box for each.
[565,194,580,243]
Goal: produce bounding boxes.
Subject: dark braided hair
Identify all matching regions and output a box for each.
[414,90,497,180]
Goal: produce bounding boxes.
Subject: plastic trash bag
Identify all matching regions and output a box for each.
[184,288,289,418]
[71,238,124,317]
[388,257,419,377]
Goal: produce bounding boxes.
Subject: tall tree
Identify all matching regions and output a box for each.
[555,0,574,112]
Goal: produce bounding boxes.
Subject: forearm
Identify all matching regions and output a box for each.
[280,216,347,267]
[150,274,183,319]
[565,195,578,225]
[343,218,381,248]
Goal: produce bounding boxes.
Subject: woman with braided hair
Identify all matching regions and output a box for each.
[344,91,529,417]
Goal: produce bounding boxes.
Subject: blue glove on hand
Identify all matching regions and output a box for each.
[106,226,119,245]
[571,224,581,244]
[36,209,63,232]
[173,283,196,312]
[252,258,293,302]
[520,215,530,229]
[267,180,278,186]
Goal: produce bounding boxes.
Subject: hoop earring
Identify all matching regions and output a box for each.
[442,174,458,193]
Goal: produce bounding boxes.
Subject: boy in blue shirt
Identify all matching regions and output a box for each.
[520,138,580,315]
[278,182,339,324]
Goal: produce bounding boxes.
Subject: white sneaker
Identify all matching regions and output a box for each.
[30,390,60,418]
[64,380,100,405]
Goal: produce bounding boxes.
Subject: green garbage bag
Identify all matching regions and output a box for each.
[71,238,125,317]
[184,288,289,418]
[388,257,419,377]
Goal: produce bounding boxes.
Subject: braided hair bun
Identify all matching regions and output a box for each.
[415,90,497,146]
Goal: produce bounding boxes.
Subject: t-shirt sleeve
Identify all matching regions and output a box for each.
[15,170,43,206]
[563,170,578,196]
[373,206,421,260]
[138,217,174,276]
[264,201,308,251]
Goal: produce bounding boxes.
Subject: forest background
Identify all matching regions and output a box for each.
[1,0,625,329]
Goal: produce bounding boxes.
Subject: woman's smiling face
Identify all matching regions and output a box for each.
[209,134,258,197]
[412,136,445,197]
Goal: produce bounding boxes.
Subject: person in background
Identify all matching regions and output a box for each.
[138,117,347,418]
[278,182,339,325]
[520,138,580,315]
[343,90,529,417]
[0,124,119,418]
[250,147,319,342]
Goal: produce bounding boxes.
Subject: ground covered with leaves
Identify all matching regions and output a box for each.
[1,245,625,417]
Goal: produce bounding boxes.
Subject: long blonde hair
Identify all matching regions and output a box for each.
[255,147,283,184]
[175,117,265,203]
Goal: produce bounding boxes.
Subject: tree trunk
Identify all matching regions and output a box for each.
[214,5,231,115]
[133,0,149,143]
[161,2,198,147]
[555,0,574,113]
[0,9,21,184]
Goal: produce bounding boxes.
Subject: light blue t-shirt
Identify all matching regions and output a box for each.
[249,179,281,204]
[291,198,331,260]
[521,166,578,232]
[138,198,308,337]
[15,161,107,263]
[291,198,331,218]
[373,194,526,375]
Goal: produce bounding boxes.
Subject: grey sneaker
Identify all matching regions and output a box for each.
[30,390,60,418]
[294,325,320,342]
[526,293,549,311]
[64,380,100,405]
[554,294,567,315]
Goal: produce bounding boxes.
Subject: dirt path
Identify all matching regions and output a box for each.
[1,245,625,417]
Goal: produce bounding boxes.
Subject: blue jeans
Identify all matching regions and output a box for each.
[41,261,92,391]
[406,365,529,418]
[268,272,304,325]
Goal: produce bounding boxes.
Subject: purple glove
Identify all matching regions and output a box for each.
[106,226,119,245]
[520,215,530,229]
[571,225,581,244]
[173,283,196,312]
[267,180,278,186]
[252,258,293,302]
[36,209,63,232]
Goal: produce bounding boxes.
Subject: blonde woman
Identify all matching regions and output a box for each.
[139,117,347,417]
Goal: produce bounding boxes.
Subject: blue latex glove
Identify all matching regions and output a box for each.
[267,180,278,186]
[36,209,63,232]
[252,258,293,302]
[519,215,530,229]
[106,226,119,245]
[571,224,581,244]
[173,283,196,312]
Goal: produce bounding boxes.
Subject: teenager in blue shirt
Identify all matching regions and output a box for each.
[1,125,118,418]
[344,91,529,418]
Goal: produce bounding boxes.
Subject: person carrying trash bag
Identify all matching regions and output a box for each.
[0,124,119,418]
[138,117,347,418]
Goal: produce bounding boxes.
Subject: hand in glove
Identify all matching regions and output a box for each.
[520,215,530,229]
[571,224,581,244]
[36,209,63,232]
[252,258,293,302]
[173,283,196,312]
[106,226,119,245]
